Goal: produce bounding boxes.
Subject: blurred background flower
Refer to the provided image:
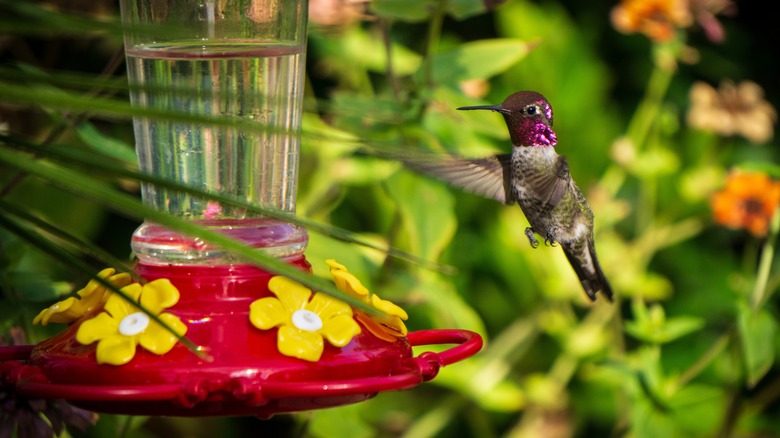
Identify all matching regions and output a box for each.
[689,0,737,42]
[687,80,777,144]
[711,171,780,237]
[308,0,367,27]
[610,0,692,42]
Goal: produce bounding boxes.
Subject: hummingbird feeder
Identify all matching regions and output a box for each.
[0,0,481,419]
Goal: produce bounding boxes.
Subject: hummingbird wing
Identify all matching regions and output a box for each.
[403,154,514,204]
[525,155,571,207]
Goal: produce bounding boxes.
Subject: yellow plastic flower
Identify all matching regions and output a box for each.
[33,268,133,326]
[326,259,408,342]
[75,279,187,366]
[250,276,361,362]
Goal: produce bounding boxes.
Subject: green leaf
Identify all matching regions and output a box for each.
[370,0,436,21]
[629,384,725,438]
[371,0,491,22]
[308,404,375,438]
[0,2,123,36]
[630,401,672,438]
[328,92,414,133]
[624,315,705,344]
[737,301,777,387]
[667,384,726,437]
[384,171,456,261]
[447,0,489,20]
[1,271,70,303]
[414,270,486,334]
[629,147,681,178]
[430,318,535,412]
[0,80,275,133]
[434,362,525,412]
[660,318,706,342]
[331,157,400,185]
[625,301,704,344]
[428,39,537,87]
[305,233,384,286]
[737,161,780,179]
[422,86,509,150]
[340,27,422,75]
[74,121,137,164]
[0,199,140,283]
[0,64,128,95]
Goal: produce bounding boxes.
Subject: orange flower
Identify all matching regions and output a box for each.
[711,171,780,237]
[611,0,693,42]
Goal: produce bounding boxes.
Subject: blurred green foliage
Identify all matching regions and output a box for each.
[3,0,780,437]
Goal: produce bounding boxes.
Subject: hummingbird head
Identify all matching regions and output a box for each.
[458,91,557,147]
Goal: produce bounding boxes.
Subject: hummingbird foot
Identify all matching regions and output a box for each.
[544,228,559,247]
[525,227,540,248]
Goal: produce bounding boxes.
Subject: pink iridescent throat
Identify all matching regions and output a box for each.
[513,120,558,147]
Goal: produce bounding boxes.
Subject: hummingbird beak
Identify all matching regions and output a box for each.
[457,104,509,114]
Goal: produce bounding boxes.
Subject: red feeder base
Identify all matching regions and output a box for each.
[0,259,482,417]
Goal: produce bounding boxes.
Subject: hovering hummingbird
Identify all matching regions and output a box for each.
[405,91,613,302]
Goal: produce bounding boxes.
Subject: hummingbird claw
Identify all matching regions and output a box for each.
[545,228,559,246]
[525,227,539,248]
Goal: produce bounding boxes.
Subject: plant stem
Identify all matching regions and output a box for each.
[717,389,742,438]
[631,63,673,235]
[751,206,780,309]
[117,415,134,438]
[599,57,674,222]
[422,0,448,91]
[626,61,674,146]
[676,330,731,387]
[380,18,400,100]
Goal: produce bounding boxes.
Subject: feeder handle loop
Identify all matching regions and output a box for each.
[406,329,483,367]
[405,329,483,382]
[262,329,483,397]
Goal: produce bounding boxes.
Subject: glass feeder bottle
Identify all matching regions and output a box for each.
[120,0,309,265]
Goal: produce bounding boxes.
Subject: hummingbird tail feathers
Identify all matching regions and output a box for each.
[562,242,613,303]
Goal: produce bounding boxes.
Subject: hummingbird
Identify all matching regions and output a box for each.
[404,91,613,302]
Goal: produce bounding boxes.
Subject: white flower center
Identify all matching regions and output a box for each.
[118,312,150,336]
[291,309,323,332]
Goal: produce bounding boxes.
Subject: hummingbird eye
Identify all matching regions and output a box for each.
[525,105,537,116]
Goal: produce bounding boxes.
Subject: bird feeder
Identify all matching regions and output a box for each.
[0,0,481,419]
